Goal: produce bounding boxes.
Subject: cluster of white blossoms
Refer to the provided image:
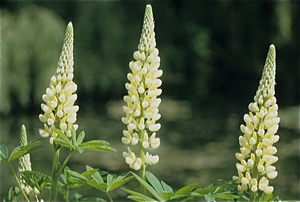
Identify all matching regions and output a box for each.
[233,45,280,195]
[122,5,162,170]
[18,125,33,194]
[38,22,79,144]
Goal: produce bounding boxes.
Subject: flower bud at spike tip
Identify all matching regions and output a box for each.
[233,45,279,196]
[121,5,161,171]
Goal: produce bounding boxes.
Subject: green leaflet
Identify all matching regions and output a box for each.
[1,139,42,163]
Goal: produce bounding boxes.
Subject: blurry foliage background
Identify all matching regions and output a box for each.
[0,1,299,200]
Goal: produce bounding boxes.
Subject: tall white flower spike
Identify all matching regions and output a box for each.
[38,22,79,144]
[233,45,279,195]
[122,5,162,170]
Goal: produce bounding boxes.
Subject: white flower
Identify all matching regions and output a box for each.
[38,22,78,144]
[234,45,279,195]
[121,5,161,170]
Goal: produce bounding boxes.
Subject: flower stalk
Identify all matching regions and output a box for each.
[121,4,162,193]
[38,21,77,201]
[233,44,280,199]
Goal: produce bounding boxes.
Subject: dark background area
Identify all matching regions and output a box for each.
[1,1,299,201]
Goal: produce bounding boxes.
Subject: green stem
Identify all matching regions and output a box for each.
[139,134,146,195]
[106,192,113,202]
[59,150,75,174]
[66,188,70,202]
[9,163,30,202]
[250,191,257,201]
[50,146,60,201]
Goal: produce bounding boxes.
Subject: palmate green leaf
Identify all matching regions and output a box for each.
[0,145,8,162]
[161,181,173,193]
[162,191,174,201]
[146,171,164,197]
[204,192,216,202]
[52,127,74,149]
[107,172,133,192]
[67,169,88,181]
[79,140,116,152]
[86,165,104,183]
[54,138,73,149]
[122,187,157,202]
[8,139,42,162]
[64,169,91,189]
[81,168,98,178]
[86,179,107,192]
[76,146,85,154]
[21,170,51,192]
[193,184,216,195]
[131,171,165,201]
[214,191,240,200]
[175,183,198,196]
[76,131,85,146]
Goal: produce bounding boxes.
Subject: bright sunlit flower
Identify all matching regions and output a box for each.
[38,22,78,144]
[121,5,162,170]
[233,44,279,195]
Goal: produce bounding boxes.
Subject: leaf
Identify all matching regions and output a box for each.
[81,168,99,178]
[21,171,52,192]
[259,192,273,202]
[106,174,116,190]
[122,188,157,202]
[8,139,42,162]
[0,145,8,162]
[162,191,175,201]
[79,140,116,152]
[175,183,198,196]
[146,171,164,197]
[79,197,106,202]
[86,165,104,183]
[52,127,74,149]
[80,140,110,146]
[66,170,88,181]
[213,180,230,194]
[75,146,85,154]
[204,192,216,202]
[131,172,164,201]
[76,131,85,146]
[214,192,240,200]
[161,181,173,193]
[193,184,216,194]
[107,172,133,192]
[54,138,73,149]
[86,180,107,192]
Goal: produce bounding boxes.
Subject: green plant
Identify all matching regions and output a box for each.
[1,4,291,202]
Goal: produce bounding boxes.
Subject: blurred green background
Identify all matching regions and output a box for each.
[1,1,299,201]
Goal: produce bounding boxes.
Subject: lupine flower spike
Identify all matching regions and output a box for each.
[233,45,280,197]
[38,22,78,144]
[122,4,162,171]
[18,125,33,195]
